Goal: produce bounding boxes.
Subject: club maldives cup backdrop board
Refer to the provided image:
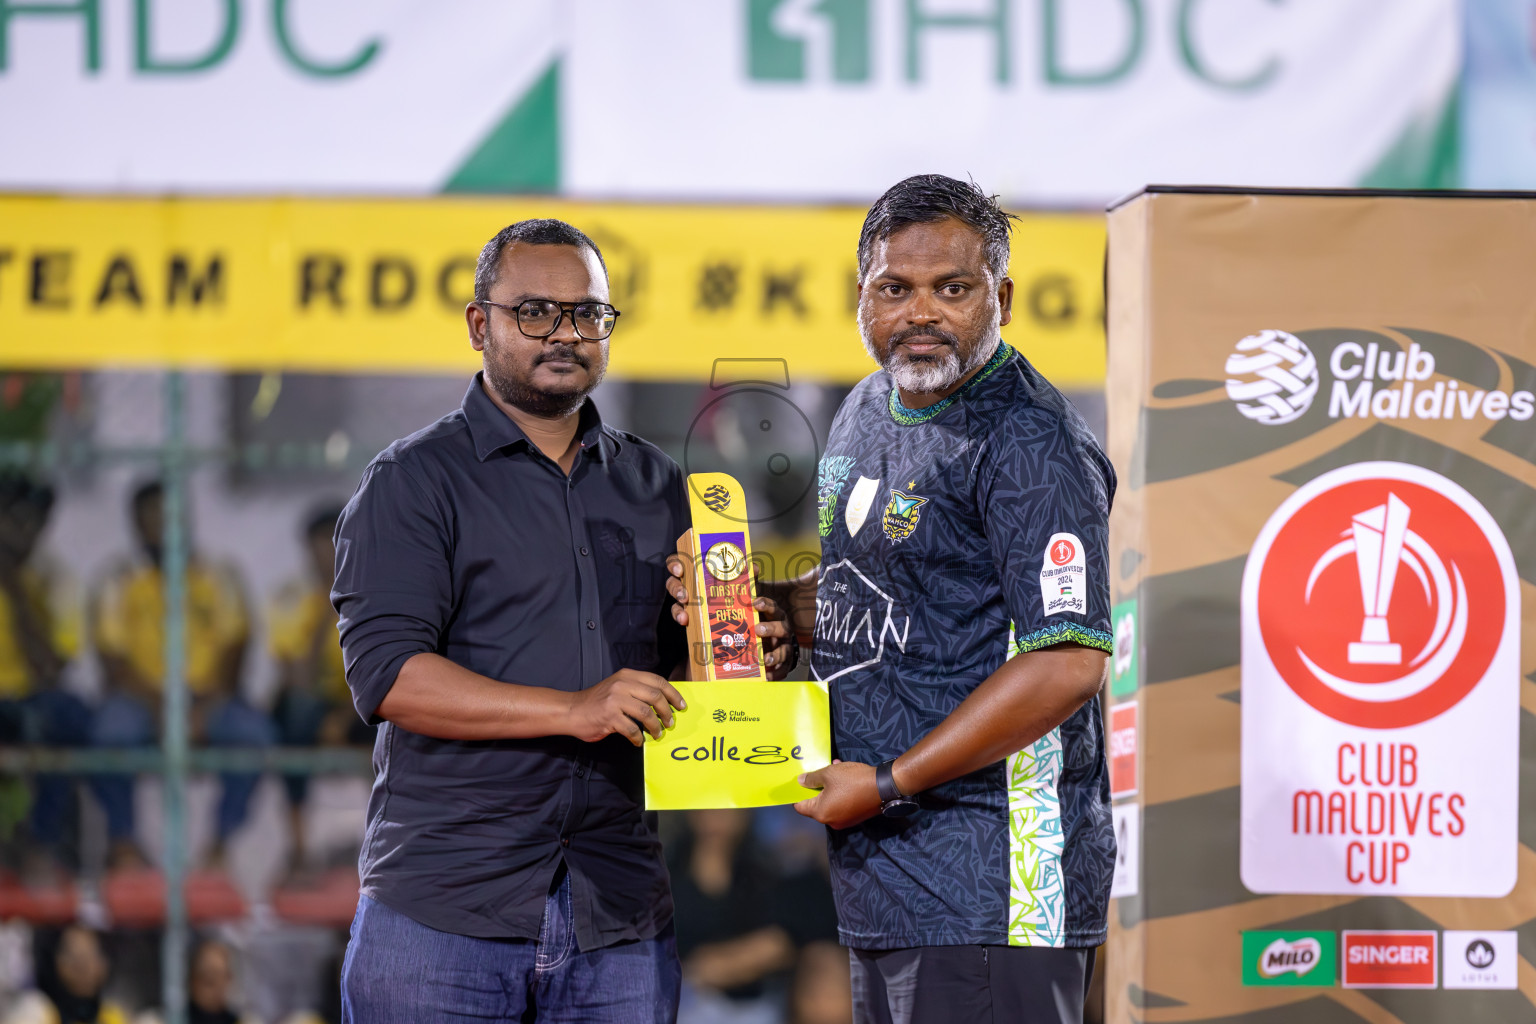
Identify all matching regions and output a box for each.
[1104,189,1536,1022]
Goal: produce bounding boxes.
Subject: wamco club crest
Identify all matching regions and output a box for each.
[1239,462,1519,897]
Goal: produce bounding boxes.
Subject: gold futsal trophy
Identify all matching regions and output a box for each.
[642,472,829,809]
[676,473,767,682]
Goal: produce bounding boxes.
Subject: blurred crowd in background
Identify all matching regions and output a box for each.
[0,368,915,1024]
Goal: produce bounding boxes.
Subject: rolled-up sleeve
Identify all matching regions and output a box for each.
[332,458,453,722]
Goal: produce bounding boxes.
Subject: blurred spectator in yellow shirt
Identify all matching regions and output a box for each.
[268,506,371,879]
[88,482,274,871]
[0,472,92,875]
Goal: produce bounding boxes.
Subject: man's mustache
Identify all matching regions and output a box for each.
[889,326,959,349]
[537,346,589,368]
[890,326,958,346]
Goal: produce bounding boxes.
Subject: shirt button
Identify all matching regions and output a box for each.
[561,837,570,847]
[586,620,596,630]
[580,546,589,556]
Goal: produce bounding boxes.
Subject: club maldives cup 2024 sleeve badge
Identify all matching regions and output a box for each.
[642,472,831,810]
[1240,461,1519,897]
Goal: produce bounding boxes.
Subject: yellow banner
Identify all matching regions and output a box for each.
[0,196,1105,385]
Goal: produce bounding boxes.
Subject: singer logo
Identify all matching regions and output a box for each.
[1251,466,1505,729]
[1342,931,1437,989]
[1109,702,1137,799]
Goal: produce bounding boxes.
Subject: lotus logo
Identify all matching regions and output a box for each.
[1465,939,1495,969]
[712,709,727,723]
[1259,937,1322,979]
[702,484,732,513]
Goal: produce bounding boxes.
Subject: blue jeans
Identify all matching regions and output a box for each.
[89,694,276,842]
[0,690,93,847]
[341,872,680,1023]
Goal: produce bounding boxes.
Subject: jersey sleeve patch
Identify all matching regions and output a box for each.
[1040,532,1088,617]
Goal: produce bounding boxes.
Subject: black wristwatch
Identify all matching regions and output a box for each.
[875,759,919,818]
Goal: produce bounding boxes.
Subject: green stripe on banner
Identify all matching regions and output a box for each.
[1357,85,1460,189]
[444,59,560,193]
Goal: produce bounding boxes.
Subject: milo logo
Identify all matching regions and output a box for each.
[1259,937,1321,978]
[1241,931,1336,987]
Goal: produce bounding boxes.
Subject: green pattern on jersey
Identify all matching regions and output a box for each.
[1004,622,1066,946]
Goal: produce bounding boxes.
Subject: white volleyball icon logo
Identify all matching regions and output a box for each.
[1225,330,1319,426]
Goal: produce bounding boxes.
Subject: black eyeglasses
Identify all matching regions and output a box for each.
[479,298,621,341]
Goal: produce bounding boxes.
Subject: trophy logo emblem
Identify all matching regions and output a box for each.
[1344,494,1412,665]
[1240,461,1521,899]
[704,541,747,582]
[1296,492,1469,694]
[1249,463,1508,729]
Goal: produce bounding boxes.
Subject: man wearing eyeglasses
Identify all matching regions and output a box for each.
[333,219,714,1022]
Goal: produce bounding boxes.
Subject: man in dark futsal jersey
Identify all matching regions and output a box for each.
[671,175,1116,1024]
[334,218,783,1022]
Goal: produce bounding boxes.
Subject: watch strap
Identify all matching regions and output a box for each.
[875,759,905,804]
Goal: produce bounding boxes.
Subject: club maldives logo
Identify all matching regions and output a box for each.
[1225,330,1536,425]
[1225,330,1320,425]
[1241,461,1520,898]
[702,484,732,513]
[1250,462,1510,729]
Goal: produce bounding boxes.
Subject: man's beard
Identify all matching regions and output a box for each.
[485,343,606,418]
[861,315,1000,395]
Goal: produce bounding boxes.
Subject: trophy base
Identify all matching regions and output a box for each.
[1348,641,1402,665]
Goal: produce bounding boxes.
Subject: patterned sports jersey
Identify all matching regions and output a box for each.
[811,341,1116,951]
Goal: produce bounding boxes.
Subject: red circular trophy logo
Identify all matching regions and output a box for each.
[1050,538,1077,566]
[1253,464,1505,729]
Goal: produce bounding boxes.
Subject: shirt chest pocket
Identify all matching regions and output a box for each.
[588,518,668,653]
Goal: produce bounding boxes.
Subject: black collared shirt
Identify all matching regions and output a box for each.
[332,374,688,946]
